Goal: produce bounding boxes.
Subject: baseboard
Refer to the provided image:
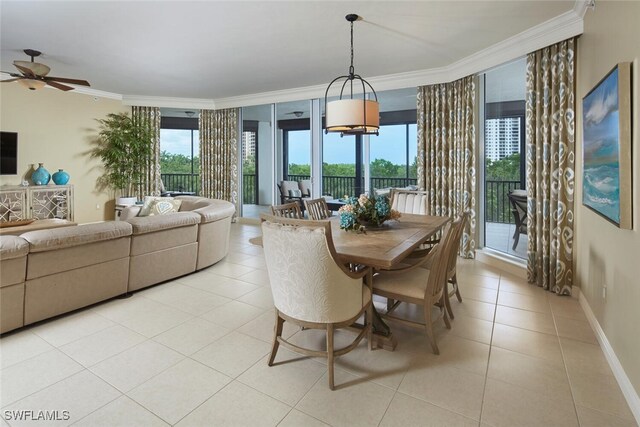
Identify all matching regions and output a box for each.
[579,292,640,424]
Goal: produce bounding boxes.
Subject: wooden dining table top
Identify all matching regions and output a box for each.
[328,214,450,270]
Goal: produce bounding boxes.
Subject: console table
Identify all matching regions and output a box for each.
[0,185,74,222]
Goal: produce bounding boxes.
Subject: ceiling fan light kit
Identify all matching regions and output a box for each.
[324,14,379,137]
[1,49,90,92]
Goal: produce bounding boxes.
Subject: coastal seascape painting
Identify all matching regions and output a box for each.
[582,63,632,229]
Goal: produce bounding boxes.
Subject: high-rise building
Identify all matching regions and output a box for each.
[485,117,521,162]
[242,131,256,161]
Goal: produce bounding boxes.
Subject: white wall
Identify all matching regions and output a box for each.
[0,84,128,223]
[575,1,640,396]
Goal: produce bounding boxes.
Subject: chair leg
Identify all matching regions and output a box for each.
[268,310,284,366]
[444,281,455,320]
[512,232,520,250]
[423,304,439,355]
[326,324,335,390]
[452,274,462,302]
[442,303,451,330]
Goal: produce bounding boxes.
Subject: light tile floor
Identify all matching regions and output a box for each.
[0,223,636,427]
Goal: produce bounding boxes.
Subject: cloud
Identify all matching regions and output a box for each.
[585,88,617,126]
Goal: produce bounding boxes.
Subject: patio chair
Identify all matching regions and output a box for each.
[508,190,527,250]
[260,214,373,390]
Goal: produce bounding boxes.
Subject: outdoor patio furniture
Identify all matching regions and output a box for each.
[508,189,527,250]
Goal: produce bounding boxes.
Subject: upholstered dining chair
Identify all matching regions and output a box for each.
[260,214,373,390]
[270,202,303,219]
[372,218,460,354]
[390,188,429,215]
[304,198,332,220]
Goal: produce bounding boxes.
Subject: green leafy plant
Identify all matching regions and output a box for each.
[91,113,154,197]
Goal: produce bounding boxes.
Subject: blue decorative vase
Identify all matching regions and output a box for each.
[52,169,70,185]
[32,163,51,185]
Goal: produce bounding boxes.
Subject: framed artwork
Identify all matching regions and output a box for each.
[582,62,632,229]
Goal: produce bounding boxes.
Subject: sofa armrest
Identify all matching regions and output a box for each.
[120,205,141,221]
[192,200,235,223]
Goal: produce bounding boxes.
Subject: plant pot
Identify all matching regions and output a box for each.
[116,197,137,206]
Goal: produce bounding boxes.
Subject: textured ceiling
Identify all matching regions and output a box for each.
[1,1,574,100]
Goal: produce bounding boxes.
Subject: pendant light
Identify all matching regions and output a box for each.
[324,14,379,136]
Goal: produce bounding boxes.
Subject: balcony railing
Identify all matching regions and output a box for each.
[161,173,200,194]
[287,175,417,199]
[485,179,522,224]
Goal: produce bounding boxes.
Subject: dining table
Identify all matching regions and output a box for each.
[252,213,451,350]
[327,214,450,350]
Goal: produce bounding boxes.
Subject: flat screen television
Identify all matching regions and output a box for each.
[0,132,18,175]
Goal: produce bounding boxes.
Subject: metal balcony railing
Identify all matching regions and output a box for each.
[485,180,522,224]
[160,173,200,194]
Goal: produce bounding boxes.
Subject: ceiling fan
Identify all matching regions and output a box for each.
[1,49,90,91]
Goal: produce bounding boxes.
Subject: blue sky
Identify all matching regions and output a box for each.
[161,124,417,166]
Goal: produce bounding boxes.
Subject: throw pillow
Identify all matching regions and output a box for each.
[288,189,302,198]
[138,196,174,217]
[147,198,182,216]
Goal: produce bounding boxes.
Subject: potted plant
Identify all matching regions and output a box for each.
[91,112,155,205]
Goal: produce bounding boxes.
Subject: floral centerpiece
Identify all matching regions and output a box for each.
[338,193,401,232]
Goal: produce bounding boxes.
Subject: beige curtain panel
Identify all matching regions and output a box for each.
[200,108,239,216]
[525,38,576,295]
[131,106,162,198]
[417,76,477,258]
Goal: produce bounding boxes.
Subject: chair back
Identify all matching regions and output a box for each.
[299,180,312,197]
[270,202,303,219]
[446,211,469,274]
[391,189,428,215]
[508,190,527,233]
[260,214,364,323]
[304,198,331,220]
[424,219,459,301]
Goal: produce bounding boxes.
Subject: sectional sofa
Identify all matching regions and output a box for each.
[0,196,235,334]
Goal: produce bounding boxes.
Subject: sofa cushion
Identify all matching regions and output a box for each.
[127,211,200,235]
[138,196,176,217]
[0,235,29,260]
[175,197,235,223]
[21,222,132,253]
[147,198,182,216]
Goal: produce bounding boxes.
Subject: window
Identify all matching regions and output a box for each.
[160,116,199,194]
[370,122,418,190]
[482,58,527,259]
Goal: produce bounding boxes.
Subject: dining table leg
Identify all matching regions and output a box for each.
[364,269,397,351]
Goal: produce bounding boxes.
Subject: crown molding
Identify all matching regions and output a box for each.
[71,86,122,100]
[121,95,216,110]
[119,7,584,110]
[574,0,592,18]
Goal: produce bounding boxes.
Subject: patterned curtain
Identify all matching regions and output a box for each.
[200,108,239,216]
[131,106,162,198]
[417,76,477,258]
[525,38,576,295]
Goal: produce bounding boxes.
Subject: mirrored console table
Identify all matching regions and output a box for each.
[0,185,74,222]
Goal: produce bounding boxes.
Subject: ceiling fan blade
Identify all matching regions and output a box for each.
[1,71,22,77]
[46,80,74,91]
[13,63,36,77]
[44,76,90,86]
[1,78,22,83]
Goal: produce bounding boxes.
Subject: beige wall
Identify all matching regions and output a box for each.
[0,85,128,223]
[575,2,640,394]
